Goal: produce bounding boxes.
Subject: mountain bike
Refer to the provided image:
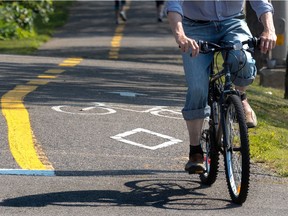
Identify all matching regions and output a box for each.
[198,37,260,204]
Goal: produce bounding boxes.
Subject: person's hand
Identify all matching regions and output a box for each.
[167,12,199,57]
[259,31,277,54]
[259,12,277,54]
[177,35,199,57]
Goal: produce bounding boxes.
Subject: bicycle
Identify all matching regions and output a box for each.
[197,37,260,204]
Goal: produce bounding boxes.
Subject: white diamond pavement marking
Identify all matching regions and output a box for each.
[110,128,183,150]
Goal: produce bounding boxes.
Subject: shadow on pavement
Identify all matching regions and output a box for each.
[0,177,239,210]
[0,59,186,107]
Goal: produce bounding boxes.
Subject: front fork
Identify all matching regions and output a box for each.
[219,91,240,153]
[216,91,236,154]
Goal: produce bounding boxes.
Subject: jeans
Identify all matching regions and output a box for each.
[181,17,257,121]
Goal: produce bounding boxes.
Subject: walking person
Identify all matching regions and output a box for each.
[115,0,127,24]
[165,0,277,174]
[155,1,165,22]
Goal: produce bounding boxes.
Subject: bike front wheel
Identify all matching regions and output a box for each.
[222,95,250,204]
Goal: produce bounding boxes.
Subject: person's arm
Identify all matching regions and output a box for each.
[167,11,199,57]
[249,0,277,54]
[259,11,277,54]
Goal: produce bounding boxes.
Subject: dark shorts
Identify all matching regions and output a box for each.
[156,1,165,7]
[115,0,126,10]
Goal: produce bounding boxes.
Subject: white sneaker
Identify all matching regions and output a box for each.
[120,11,127,21]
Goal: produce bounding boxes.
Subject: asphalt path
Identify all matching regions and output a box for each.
[0,1,287,215]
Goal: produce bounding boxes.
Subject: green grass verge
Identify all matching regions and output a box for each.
[0,1,73,55]
[214,54,288,177]
[247,77,288,177]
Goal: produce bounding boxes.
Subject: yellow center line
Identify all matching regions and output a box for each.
[37,75,57,79]
[1,57,83,171]
[26,80,50,86]
[108,1,131,59]
[1,85,50,170]
[59,58,83,67]
[44,69,65,74]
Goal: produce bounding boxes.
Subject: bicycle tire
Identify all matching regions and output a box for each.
[199,110,220,185]
[222,95,250,204]
[199,126,219,185]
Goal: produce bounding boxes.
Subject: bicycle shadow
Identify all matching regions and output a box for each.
[0,178,239,210]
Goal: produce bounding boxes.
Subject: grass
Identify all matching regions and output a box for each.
[0,1,73,55]
[214,53,288,177]
[247,77,288,177]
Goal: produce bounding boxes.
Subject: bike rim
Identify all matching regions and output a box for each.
[225,103,243,196]
[203,148,211,174]
[226,150,242,195]
[201,128,211,175]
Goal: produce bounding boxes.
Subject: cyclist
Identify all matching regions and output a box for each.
[165,1,277,174]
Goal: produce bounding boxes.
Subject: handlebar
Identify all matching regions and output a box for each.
[198,37,260,54]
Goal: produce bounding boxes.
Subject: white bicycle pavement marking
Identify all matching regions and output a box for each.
[51,102,182,119]
[51,103,117,115]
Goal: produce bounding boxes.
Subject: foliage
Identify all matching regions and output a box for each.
[0,1,73,54]
[0,0,53,40]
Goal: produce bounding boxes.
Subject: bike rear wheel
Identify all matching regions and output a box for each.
[200,117,219,185]
[222,95,250,204]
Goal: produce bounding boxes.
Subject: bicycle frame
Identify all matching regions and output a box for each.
[200,37,259,204]
[209,50,241,151]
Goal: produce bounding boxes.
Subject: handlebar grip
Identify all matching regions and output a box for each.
[245,37,261,49]
[198,40,211,54]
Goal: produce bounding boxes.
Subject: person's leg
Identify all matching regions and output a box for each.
[235,86,257,127]
[181,54,211,157]
[119,0,127,21]
[186,119,203,146]
[156,1,165,22]
[182,53,210,173]
[181,51,213,149]
[221,18,258,127]
[115,0,120,24]
[181,18,218,173]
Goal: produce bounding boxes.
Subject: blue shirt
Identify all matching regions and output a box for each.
[165,0,274,21]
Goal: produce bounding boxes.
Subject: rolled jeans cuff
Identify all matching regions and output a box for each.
[182,105,211,121]
[232,75,255,87]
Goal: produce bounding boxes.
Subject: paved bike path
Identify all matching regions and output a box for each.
[0,1,287,215]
